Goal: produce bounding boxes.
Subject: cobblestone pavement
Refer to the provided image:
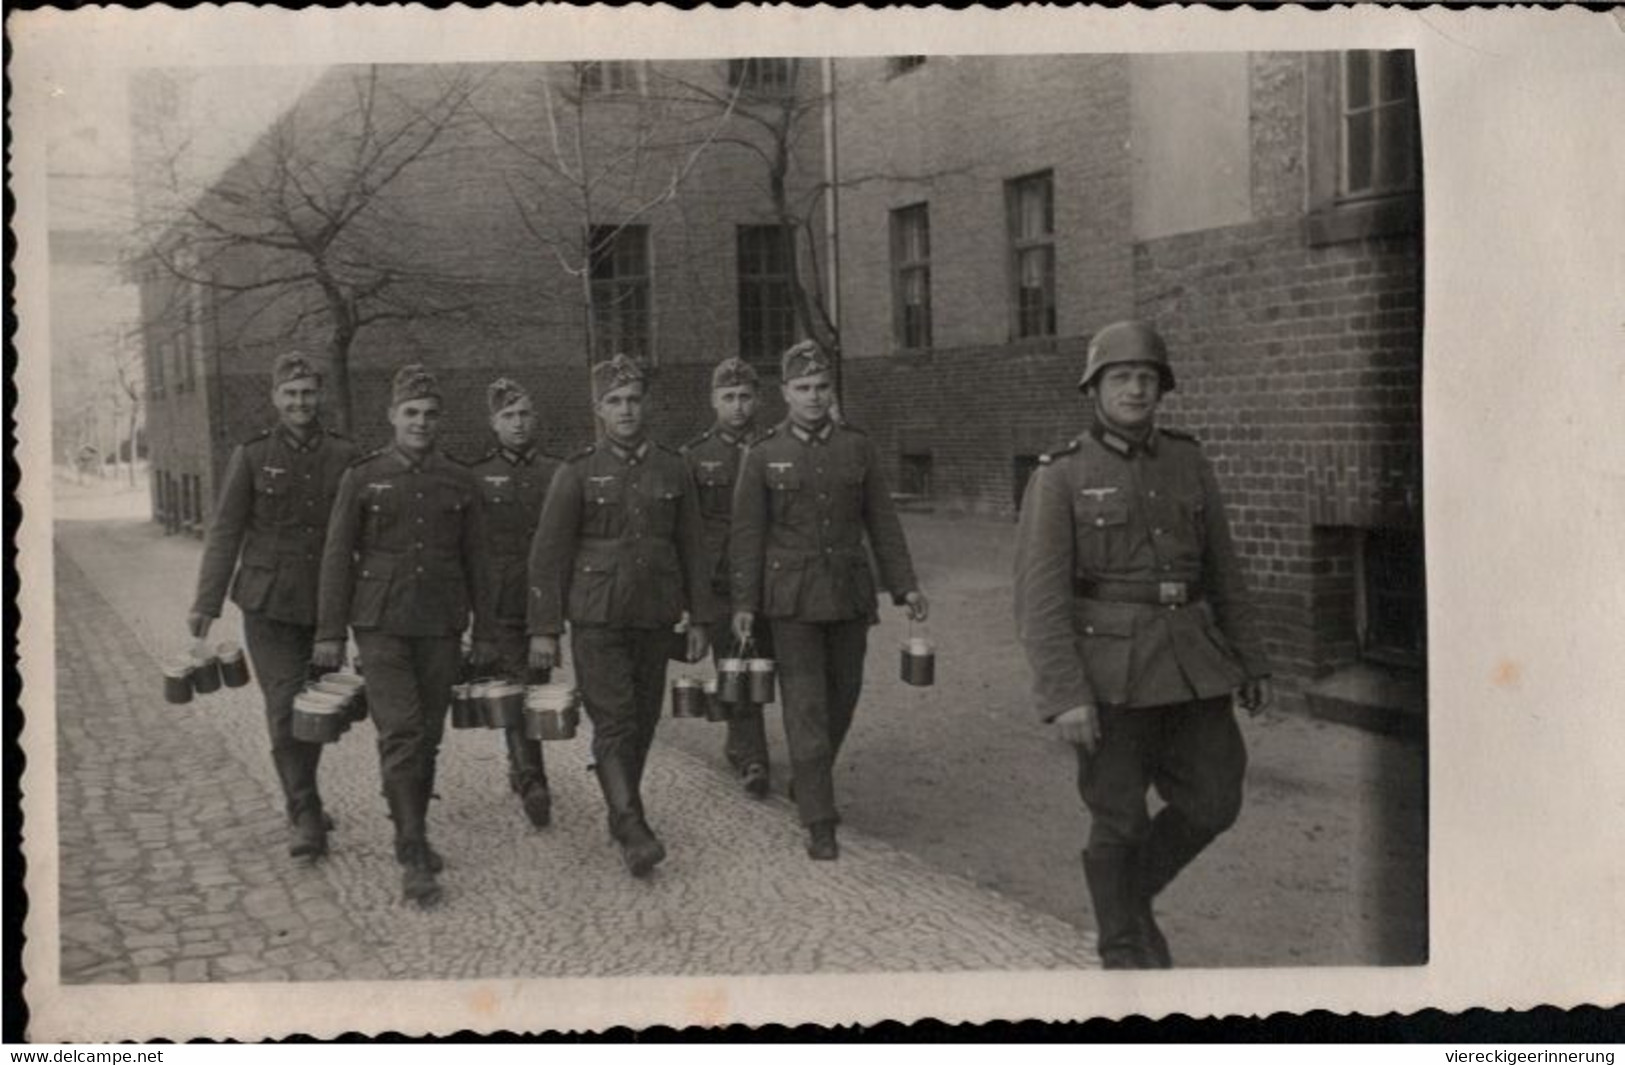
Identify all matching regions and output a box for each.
[52,511,1096,982]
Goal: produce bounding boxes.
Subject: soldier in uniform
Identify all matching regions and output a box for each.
[1013,319,1273,969]
[730,340,929,861]
[187,351,358,860]
[526,354,713,878]
[464,378,562,828]
[680,356,773,799]
[313,364,496,907]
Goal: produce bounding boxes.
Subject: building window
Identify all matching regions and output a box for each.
[588,224,652,362]
[888,56,927,77]
[1006,171,1056,339]
[580,61,639,95]
[736,225,798,366]
[1358,528,1426,667]
[890,203,932,351]
[898,453,934,499]
[1308,50,1421,244]
[149,338,167,397]
[727,58,794,94]
[1341,50,1419,200]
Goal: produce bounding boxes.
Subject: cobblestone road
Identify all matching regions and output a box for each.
[53,513,1096,982]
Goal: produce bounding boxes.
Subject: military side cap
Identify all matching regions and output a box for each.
[711,357,759,391]
[391,363,441,407]
[486,376,531,415]
[272,351,321,386]
[780,339,832,383]
[590,353,646,402]
[1079,320,1175,393]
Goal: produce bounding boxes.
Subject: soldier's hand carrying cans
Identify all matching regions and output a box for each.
[528,634,558,673]
[311,638,345,672]
[903,590,930,623]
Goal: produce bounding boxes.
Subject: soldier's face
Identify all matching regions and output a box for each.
[390,398,442,455]
[782,372,834,428]
[1092,364,1163,433]
[490,398,535,450]
[712,384,757,432]
[272,377,321,431]
[595,383,646,445]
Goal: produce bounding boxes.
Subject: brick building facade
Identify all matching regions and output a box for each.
[138,52,1424,713]
[830,52,1423,714]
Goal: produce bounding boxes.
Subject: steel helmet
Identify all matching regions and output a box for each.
[1077,320,1175,394]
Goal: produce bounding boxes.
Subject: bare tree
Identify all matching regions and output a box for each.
[652,59,984,390]
[472,61,743,389]
[136,65,499,431]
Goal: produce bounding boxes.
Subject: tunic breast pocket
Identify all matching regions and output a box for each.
[1073,499,1131,569]
[642,481,683,538]
[766,465,803,519]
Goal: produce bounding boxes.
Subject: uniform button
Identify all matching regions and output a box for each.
[824,548,832,555]
[416,493,424,500]
[1095,518,1106,527]
[415,567,424,574]
[416,518,424,525]
[1153,528,1163,536]
[1084,625,1095,635]
[415,541,424,549]
[1148,490,1157,499]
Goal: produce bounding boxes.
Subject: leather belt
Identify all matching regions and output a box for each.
[1074,578,1200,607]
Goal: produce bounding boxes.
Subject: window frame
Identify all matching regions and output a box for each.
[889,202,933,353]
[587,224,654,364]
[578,60,643,96]
[1307,50,1422,246]
[1356,526,1427,669]
[735,223,799,367]
[726,58,796,96]
[1005,170,1057,341]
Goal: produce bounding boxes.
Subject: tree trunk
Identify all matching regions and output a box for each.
[127,403,139,488]
[328,327,355,435]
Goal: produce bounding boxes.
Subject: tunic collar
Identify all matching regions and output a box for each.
[390,444,438,472]
[1090,418,1158,458]
[607,438,651,465]
[498,445,536,467]
[788,419,835,445]
[278,424,324,454]
[715,423,759,448]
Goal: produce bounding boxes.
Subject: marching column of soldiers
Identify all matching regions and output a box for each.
[186,321,1270,969]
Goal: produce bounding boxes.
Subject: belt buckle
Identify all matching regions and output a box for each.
[1158,581,1188,606]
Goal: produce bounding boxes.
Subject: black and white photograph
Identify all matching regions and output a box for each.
[8,4,1623,1042]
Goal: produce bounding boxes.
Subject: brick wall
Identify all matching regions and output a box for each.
[1134,219,1423,683]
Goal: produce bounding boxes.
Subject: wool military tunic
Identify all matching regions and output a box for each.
[681,424,763,595]
[192,425,359,626]
[526,440,714,635]
[730,420,918,623]
[465,446,561,624]
[316,446,496,642]
[1013,422,1269,719]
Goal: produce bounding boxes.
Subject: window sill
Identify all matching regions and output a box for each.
[890,346,935,365]
[1306,192,1421,247]
[1302,661,1425,738]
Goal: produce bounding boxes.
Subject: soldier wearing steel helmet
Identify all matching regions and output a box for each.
[1013,319,1272,969]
